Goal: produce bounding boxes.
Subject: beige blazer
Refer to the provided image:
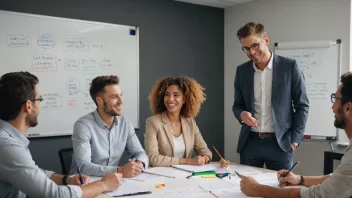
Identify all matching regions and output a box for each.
[144,112,212,167]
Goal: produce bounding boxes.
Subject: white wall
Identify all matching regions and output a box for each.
[225,0,351,175]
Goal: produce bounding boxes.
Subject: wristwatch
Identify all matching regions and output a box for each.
[298,175,304,185]
[62,175,68,185]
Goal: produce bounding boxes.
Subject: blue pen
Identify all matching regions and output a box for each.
[220,173,229,179]
[76,166,84,185]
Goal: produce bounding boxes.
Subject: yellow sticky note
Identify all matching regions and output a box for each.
[201,175,217,178]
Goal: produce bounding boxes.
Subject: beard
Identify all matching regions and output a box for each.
[334,106,346,129]
[25,111,38,128]
[103,100,121,117]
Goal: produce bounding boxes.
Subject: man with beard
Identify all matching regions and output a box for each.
[0,72,122,198]
[71,75,148,178]
[233,22,309,170]
[240,72,352,198]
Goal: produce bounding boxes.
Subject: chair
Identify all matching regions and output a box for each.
[58,147,73,175]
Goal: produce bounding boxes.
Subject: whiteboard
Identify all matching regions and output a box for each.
[275,40,340,139]
[0,11,139,137]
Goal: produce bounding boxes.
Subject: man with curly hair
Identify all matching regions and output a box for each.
[233,22,309,170]
[144,76,230,167]
[71,75,148,178]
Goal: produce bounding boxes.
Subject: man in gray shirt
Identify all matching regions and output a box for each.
[0,72,122,198]
[71,75,148,178]
[239,72,352,198]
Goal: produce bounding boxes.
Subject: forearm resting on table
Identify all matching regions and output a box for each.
[260,185,301,198]
[301,175,331,187]
[81,181,107,198]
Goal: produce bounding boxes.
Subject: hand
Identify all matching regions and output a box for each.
[101,173,122,192]
[277,169,300,187]
[240,175,262,197]
[202,155,211,164]
[135,159,145,168]
[118,158,144,178]
[290,142,297,151]
[240,111,258,127]
[187,156,207,165]
[220,158,230,168]
[67,174,90,185]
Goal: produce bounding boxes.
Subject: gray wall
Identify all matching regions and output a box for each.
[0,0,224,173]
[224,0,350,175]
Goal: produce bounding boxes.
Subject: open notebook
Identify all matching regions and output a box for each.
[90,176,151,197]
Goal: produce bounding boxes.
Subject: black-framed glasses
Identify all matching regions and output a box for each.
[242,37,265,53]
[31,95,44,103]
[331,93,344,103]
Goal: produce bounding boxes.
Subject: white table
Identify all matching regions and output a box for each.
[96,163,275,198]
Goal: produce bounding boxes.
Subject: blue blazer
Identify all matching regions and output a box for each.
[233,55,309,153]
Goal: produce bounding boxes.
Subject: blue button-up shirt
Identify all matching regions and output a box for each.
[0,120,82,198]
[71,110,148,176]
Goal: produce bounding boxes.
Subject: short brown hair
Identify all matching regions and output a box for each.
[90,75,120,105]
[237,22,265,40]
[148,76,206,118]
[340,72,352,103]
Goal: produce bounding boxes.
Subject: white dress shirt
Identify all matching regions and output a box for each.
[173,134,186,158]
[251,52,275,133]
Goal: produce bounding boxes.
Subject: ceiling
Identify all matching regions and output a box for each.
[174,0,255,8]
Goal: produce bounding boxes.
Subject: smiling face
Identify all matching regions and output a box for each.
[163,85,185,115]
[97,84,123,117]
[240,34,270,65]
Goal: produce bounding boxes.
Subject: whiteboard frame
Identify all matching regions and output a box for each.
[274,39,341,141]
[0,10,140,137]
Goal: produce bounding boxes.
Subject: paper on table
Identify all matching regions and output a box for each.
[125,172,161,181]
[247,172,278,181]
[143,167,190,177]
[215,165,262,175]
[221,175,241,186]
[258,179,280,188]
[211,188,260,198]
[164,187,214,197]
[89,176,151,196]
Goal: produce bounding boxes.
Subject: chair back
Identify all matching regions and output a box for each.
[58,147,73,175]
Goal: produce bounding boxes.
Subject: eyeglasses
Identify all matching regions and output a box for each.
[242,37,264,53]
[31,95,44,103]
[331,93,344,103]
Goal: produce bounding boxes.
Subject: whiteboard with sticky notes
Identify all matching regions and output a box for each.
[0,10,139,137]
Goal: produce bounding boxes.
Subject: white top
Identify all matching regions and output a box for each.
[251,52,275,133]
[173,134,186,158]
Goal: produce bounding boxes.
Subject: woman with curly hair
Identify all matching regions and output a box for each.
[144,76,230,167]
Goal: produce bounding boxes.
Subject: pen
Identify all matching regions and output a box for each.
[142,170,175,178]
[212,146,224,159]
[219,173,229,179]
[199,185,219,198]
[76,166,84,185]
[234,171,241,177]
[281,161,300,178]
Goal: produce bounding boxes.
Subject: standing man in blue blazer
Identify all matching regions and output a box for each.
[233,22,309,170]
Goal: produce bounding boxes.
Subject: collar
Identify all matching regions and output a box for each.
[0,119,29,146]
[253,51,273,71]
[93,109,118,128]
